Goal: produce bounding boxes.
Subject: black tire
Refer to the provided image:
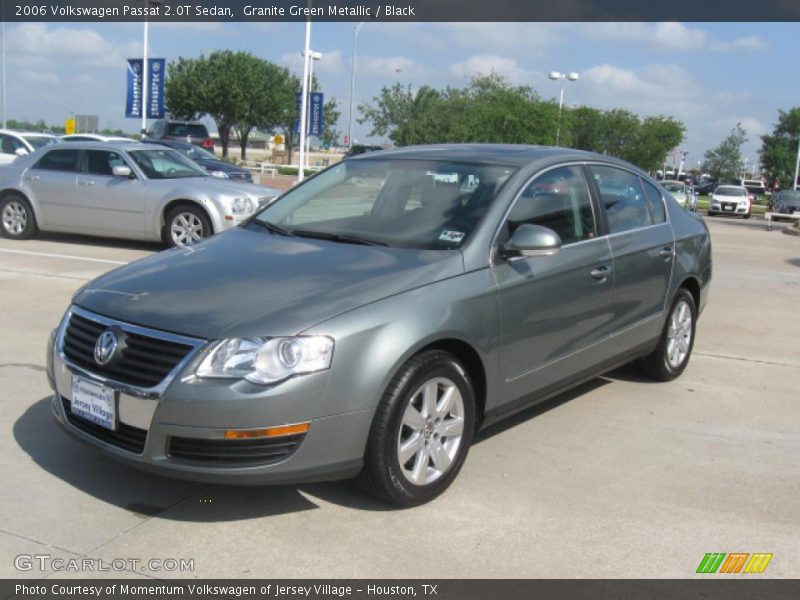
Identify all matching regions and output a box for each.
[706,211,716,217]
[357,350,476,507]
[743,212,751,219]
[0,194,38,240]
[641,288,697,381]
[163,204,212,247]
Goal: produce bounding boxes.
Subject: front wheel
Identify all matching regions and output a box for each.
[743,212,752,219]
[357,350,476,507]
[164,204,212,247]
[641,289,697,381]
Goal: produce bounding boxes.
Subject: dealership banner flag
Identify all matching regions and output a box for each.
[293,91,324,136]
[125,58,166,119]
[125,59,143,119]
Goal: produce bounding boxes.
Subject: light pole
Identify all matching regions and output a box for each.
[793,136,800,191]
[548,71,579,147]
[297,19,312,182]
[348,22,364,150]
[1,18,6,129]
[302,50,322,159]
[140,0,162,136]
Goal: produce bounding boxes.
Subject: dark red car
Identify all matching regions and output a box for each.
[147,120,214,151]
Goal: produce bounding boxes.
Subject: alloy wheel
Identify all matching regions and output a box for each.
[397,376,465,486]
[170,212,205,246]
[666,299,693,369]
[2,200,28,235]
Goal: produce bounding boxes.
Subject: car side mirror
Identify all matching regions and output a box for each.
[112,165,132,178]
[501,224,562,258]
[14,148,29,157]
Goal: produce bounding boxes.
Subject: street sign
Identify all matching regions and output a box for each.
[64,119,76,135]
[125,58,165,119]
[294,91,324,136]
[274,134,284,145]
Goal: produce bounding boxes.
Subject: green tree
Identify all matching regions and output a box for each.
[703,123,748,180]
[166,51,298,158]
[759,108,800,189]
[624,116,685,173]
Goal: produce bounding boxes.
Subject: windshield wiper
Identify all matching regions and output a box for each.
[291,228,388,247]
[249,219,293,236]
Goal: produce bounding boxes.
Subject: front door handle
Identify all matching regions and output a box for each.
[659,246,674,259]
[26,174,40,181]
[79,180,95,187]
[590,266,612,281]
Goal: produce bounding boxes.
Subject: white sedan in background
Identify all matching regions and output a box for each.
[0,129,60,165]
[708,185,751,219]
[60,134,135,143]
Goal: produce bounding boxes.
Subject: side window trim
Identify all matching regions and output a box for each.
[586,162,664,235]
[640,177,670,224]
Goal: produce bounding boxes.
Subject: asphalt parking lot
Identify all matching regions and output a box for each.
[0,214,798,580]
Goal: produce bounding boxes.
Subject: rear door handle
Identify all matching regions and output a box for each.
[659,247,674,259]
[590,266,612,281]
[79,180,95,187]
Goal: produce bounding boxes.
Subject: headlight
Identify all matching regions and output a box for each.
[209,170,230,179]
[196,336,334,385]
[257,195,278,207]
[230,197,255,215]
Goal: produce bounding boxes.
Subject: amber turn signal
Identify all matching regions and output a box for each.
[224,422,309,439]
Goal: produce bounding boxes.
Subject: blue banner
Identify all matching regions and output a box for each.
[125,59,143,119]
[293,91,324,136]
[147,58,165,119]
[125,58,165,119]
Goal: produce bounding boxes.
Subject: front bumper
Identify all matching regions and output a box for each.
[46,320,372,485]
[709,202,749,215]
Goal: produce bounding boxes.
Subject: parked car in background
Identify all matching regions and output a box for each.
[708,185,751,218]
[694,179,718,195]
[740,179,767,199]
[150,139,253,182]
[147,120,214,151]
[60,134,135,143]
[44,144,711,506]
[660,180,696,211]
[0,130,60,165]
[767,190,800,220]
[0,142,280,246]
[345,144,384,157]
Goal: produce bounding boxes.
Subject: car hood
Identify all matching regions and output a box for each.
[195,157,248,174]
[151,176,279,198]
[73,227,464,340]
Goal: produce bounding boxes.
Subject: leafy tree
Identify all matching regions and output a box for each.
[703,123,748,180]
[759,108,800,189]
[624,116,685,173]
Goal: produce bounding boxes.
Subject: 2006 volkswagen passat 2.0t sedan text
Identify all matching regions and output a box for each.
[47,144,712,507]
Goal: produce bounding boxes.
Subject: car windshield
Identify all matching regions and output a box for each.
[661,182,684,193]
[715,187,746,197]
[775,191,800,203]
[128,149,208,179]
[251,158,517,249]
[23,135,58,149]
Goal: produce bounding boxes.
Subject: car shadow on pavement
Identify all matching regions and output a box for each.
[34,231,164,253]
[13,397,347,520]
[788,258,800,269]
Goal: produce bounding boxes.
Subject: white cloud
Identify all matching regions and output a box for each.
[279,49,345,76]
[7,23,140,69]
[710,35,768,52]
[448,55,534,85]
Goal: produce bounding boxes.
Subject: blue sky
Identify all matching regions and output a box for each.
[3,21,796,166]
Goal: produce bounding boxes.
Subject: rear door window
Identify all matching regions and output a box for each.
[33,149,80,172]
[641,179,667,223]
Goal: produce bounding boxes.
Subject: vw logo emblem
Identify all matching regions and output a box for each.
[94,330,118,366]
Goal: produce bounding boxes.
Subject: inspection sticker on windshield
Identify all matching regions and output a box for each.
[439,230,465,243]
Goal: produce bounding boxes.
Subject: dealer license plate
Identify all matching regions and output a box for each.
[71,376,116,430]
[723,203,735,211]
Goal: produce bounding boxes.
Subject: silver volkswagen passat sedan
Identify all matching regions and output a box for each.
[46,145,712,506]
[0,141,280,246]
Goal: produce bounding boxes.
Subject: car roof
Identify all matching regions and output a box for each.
[41,141,168,151]
[0,129,55,137]
[348,143,616,168]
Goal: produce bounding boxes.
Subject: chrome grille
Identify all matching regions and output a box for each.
[62,311,195,388]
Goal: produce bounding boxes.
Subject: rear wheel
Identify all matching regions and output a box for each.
[0,194,38,240]
[641,288,697,381]
[357,350,475,507]
[164,204,212,247]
